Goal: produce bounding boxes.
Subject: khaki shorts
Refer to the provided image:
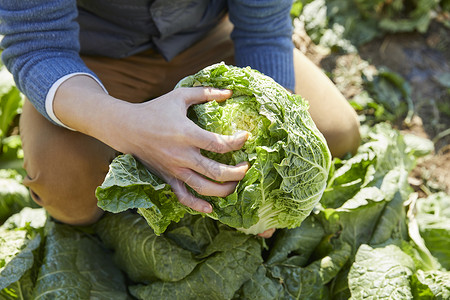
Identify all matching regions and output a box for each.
[20,18,359,225]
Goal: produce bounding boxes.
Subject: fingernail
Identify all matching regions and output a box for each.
[203,204,213,214]
[234,130,249,140]
[236,161,250,168]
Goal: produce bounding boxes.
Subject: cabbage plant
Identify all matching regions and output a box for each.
[96,63,331,235]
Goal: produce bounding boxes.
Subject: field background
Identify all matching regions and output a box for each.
[290,0,449,196]
[0,1,449,299]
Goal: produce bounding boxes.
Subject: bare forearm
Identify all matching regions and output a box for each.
[53,75,130,148]
[52,76,249,214]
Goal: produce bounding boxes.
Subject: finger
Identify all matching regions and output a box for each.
[187,126,249,154]
[168,177,213,214]
[177,169,238,197]
[189,155,249,182]
[178,87,232,106]
[258,228,276,238]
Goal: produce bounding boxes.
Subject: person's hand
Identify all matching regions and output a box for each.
[54,76,249,214]
[258,228,276,238]
[110,87,250,213]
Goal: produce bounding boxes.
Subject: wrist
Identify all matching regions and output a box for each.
[53,75,132,148]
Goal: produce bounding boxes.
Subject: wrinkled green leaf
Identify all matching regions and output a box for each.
[94,212,199,283]
[96,153,187,235]
[129,231,262,300]
[266,215,324,266]
[269,243,351,299]
[0,208,46,295]
[0,228,41,291]
[415,192,450,270]
[0,176,36,224]
[235,265,284,300]
[348,244,415,299]
[412,270,450,299]
[32,222,128,300]
[97,63,331,235]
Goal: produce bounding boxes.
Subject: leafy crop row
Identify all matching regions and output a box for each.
[1,3,450,297]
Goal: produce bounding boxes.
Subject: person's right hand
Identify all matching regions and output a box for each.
[109,87,250,213]
[54,75,249,214]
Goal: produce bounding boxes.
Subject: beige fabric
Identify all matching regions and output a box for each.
[20,18,359,224]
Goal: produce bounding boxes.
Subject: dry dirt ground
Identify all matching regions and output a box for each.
[294,19,450,196]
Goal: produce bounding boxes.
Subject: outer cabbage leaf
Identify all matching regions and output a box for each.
[236,242,351,300]
[411,270,450,299]
[96,63,331,235]
[234,265,284,300]
[266,215,325,266]
[129,228,262,300]
[31,221,128,300]
[0,208,46,297]
[316,124,419,298]
[96,153,187,234]
[348,244,415,299]
[0,226,41,292]
[0,176,36,224]
[299,0,439,51]
[415,192,450,270]
[94,212,200,283]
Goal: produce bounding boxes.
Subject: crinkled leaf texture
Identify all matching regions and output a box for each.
[0,176,36,224]
[31,221,128,300]
[348,244,416,299]
[0,208,46,298]
[412,270,450,299]
[0,223,41,291]
[236,242,351,300]
[96,63,331,235]
[415,192,450,270]
[94,212,200,283]
[266,215,325,266]
[125,215,263,300]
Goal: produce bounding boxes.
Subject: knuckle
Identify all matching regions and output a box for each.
[203,86,214,97]
[208,140,228,154]
[171,87,187,99]
[177,194,195,208]
[172,167,190,179]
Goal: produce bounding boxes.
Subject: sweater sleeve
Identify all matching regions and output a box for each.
[0,0,101,123]
[228,0,295,91]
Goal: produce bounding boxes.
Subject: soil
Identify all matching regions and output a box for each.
[294,19,450,196]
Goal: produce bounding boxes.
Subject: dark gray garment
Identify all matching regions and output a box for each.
[76,0,227,60]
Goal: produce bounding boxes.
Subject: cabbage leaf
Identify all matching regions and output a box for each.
[96,63,331,235]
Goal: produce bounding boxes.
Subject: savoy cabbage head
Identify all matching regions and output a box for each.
[96,63,331,235]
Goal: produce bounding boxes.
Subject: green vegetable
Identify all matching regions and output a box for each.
[94,212,262,300]
[0,170,37,224]
[415,192,450,270]
[348,244,416,299]
[298,0,440,51]
[2,122,450,299]
[32,221,128,300]
[0,208,45,299]
[96,63,332,235]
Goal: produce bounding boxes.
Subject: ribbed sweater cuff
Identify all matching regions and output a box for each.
[19,56,98,124]
[235,47,295,92]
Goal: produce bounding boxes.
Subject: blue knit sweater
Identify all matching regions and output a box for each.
[0,0,294,125]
